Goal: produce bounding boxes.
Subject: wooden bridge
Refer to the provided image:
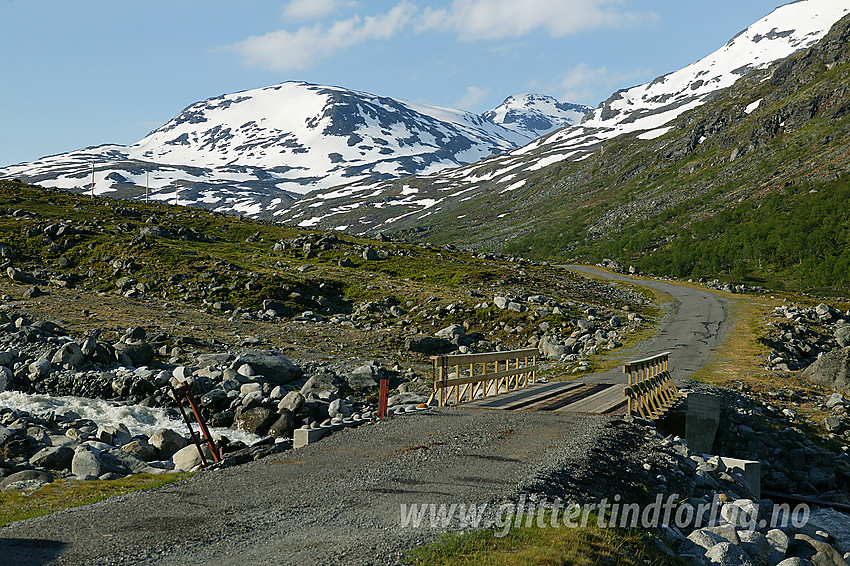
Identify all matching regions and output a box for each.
[429,349,678,416]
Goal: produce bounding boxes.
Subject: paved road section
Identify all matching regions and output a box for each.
[564,266,728,385]
[0,269,728,565]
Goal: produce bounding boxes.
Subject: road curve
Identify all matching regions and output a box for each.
[0,269,728,565]
[563,266,728,384]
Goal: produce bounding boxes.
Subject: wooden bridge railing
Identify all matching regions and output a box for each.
[429,348,538,407]
[622,352,679,419]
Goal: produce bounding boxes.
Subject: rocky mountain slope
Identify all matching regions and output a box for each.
[278,0,850,236]
[0,84,588,217]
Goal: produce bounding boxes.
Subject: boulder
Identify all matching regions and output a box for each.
[346,362,385,391]
[29,358,52,378]
[29,446,74,470]
[299,371,346,395]
[172,444,213,472]
[121,439,158,461]
[278,391,305,414]
[232,351,302,385]
[825,393,847,410]
[362,247,379,261]
[738,530,770,565]
[51,342,84,368]
[328,399,352,419]
[267,411,295,438]
[114,341,154,367]
[149,428,188,459]
[801,347,850,393]
[96,424,132,447]
[435,324,465,344]
[234,407,278,436]
[405,335,453,355]
[835,326,850,348]
[0,469,54,490]
[704,542,754,566]
[0,366,12,392]
[388,392,429,407]
[100,450,148,474]
[538,334,569,360]
[71,448,105,479]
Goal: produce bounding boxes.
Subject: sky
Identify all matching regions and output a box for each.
[1,0,786,167]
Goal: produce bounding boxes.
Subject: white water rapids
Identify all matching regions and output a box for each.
[0,390,260,445]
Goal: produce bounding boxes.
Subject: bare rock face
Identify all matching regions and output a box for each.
[801,346,850,394]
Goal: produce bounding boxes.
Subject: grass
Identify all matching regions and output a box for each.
[0,473,191,527]
[406,513,682,566]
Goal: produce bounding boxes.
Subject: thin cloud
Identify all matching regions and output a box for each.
[455,86,490,110]
[419,0,656,41]
[282,0,354,21]
[231,2,416,71]
[557,63,649,106]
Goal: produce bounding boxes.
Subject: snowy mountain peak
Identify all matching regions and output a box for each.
[278,0,850,232]
[0,81,584,216]
[483,94,592,140]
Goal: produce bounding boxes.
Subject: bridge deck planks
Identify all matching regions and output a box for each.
[460,380,625,414]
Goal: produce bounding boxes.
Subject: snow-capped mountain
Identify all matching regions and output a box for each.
[484,94,592,140]
[0,82,589,216]
[280,0,850,231]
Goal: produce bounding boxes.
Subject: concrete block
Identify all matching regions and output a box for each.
[686,392,721,453]
[719,457,761,499]
[293,427,326,449]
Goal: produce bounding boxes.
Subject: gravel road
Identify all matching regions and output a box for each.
[2,409,615,565]
[0,269,728,565]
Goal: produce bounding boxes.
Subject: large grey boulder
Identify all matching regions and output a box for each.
[299,371,346,395]
[29,358,52,378]
[405,335,453,355]
[278,391,305,414]
[738,530,770,565]
[100,450,148,475]
[0,470,54,490]
[435,324,465,345]
[267,411,295,438]
[328,399,352,419]
[121,439,158,462]
[233,351,302,385]
[114,341,154,367]
[801,347,850,393]
[704,542,754,566]
[149,429,188,459]
[172,444,213,472]
[96,424,132,447]
[538,334,568,359]
[29,446,74,470]
[346,362,385,392]
[71,448,105,479]
[234,407,278,436]
[835,326,850,348]
[51,342,84,368]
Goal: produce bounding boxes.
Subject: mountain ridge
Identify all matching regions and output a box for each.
[0,83,589,217]
[278,0,849,232]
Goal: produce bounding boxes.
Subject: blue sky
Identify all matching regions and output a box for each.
[1,0,784,167]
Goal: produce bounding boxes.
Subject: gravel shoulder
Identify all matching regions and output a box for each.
[1,408,612,565]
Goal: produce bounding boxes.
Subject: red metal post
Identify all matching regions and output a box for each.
[377,378,389,419]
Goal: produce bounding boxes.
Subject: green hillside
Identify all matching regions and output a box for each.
[398,14,850,294]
